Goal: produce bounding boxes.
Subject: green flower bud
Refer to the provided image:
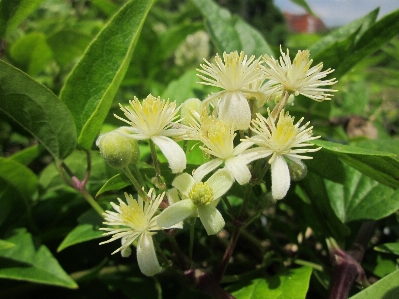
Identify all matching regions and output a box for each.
[288,159,307,181]
[180,98,202,126]
[96,130,140,168]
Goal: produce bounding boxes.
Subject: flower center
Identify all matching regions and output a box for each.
[272,113,298,150]
[119,201,148,231]
[189,182,214,206]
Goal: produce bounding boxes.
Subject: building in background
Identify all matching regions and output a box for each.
[283,12,326,33]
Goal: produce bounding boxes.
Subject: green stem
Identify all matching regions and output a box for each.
[149,139,165,190]
[189,218,196,265]
[122,166,148,199]
[271,90,290,119]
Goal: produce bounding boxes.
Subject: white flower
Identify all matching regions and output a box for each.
[99,190,164,276]
[157,169,233,235]
[197,51,265,130]
[115,94,186,173]
[191,112,255,185]
[243,110,321,199]
[262,47,337,102]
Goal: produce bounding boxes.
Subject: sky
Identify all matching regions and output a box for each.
[274,0,399,27]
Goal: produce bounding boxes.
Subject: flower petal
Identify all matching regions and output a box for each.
[207,169,234,199]
[198,205,225,235]
[218,92,251,130]
[152,136,186,173]
[225,157,251,185]
[193,159,223,182]
[271,155,290,200]
[137,233,162,276]
[157,199,196,228]
[172,173,195,196]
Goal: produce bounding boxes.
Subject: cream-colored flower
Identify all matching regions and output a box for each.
[157,169,233,235]
[262,47,337,102]
[99,190,164,276]
[243,110,321,199]
[115,94,186,173]
[191,112,255,185]
[197,51,266,130]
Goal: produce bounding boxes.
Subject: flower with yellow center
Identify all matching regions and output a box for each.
[99,189,164,276]
[262,47,337,102]
[190,112,255,185]
[157,169,233,235]
[115,94,186,173]
[197,51,266,130]
[243,110,321,199]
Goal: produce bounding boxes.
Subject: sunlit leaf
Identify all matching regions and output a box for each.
[60,0,155,150]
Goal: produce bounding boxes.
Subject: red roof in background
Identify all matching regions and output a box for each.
[284,12,327,33]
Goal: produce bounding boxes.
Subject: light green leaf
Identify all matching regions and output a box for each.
[58,210,104,252]
[313,140,399,189]
[192,0,273,56]
[161,69,201,105]
[96,173,130,197]
[349,269,399,299]
[8,144,44,166]
[0,60,77,160]
[0,229,78,289]
[0,240,15,251]
[227,266,312,299]
[326,165,399,223]
[10,32,53,76]
[60,0,154,150]
[0,157,38,201]
[310,9,378,57]
[0,0,45,37]
[375,242,399,255]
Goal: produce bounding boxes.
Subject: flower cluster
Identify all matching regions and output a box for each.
[98,48,336,276]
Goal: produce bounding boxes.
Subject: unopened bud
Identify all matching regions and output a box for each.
[96,129,140,168]
[180,98,202,126]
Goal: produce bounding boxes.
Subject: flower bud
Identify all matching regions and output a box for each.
[96,129,140,168]
[288,159,307,181]
[180,98,202,126]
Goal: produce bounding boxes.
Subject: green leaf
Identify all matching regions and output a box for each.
[0,60,77,160]
[96,173,130,197]
[192,0,273,56]
[58,210,104,252]
[60,0,154,150]
[0,240,15,251]
[8,144,44,165]
[310,9,378,57]
[295,172,349,239]
[161,69,201,105]
[325,165,399,223]
[289,0,315,16]
[306,149,345,184]
[0,0,45,37]
[10,32,53,76]
[92,0,120,16]
[0,229,78,289]
[46,29,92,67]
[349,269,399,299]
[375,242,399,255]
[313,140,399,189]
[0,157,38,201]
[227,266,312,299]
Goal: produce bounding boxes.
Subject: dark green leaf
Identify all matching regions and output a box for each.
[0,157,37,201]
[192,0,273,56]
[313,140,399,189]
[296,172,350,239]
[60,0,155,150]
[306,149,345,184]
[325,165,399,223]
[227,266,312,299]
[0,60,77,160]
[0,0,45,37]
[289,0,315,16]
[0,229,78,289]
[349,269,399,299]
[57,210,104,252]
